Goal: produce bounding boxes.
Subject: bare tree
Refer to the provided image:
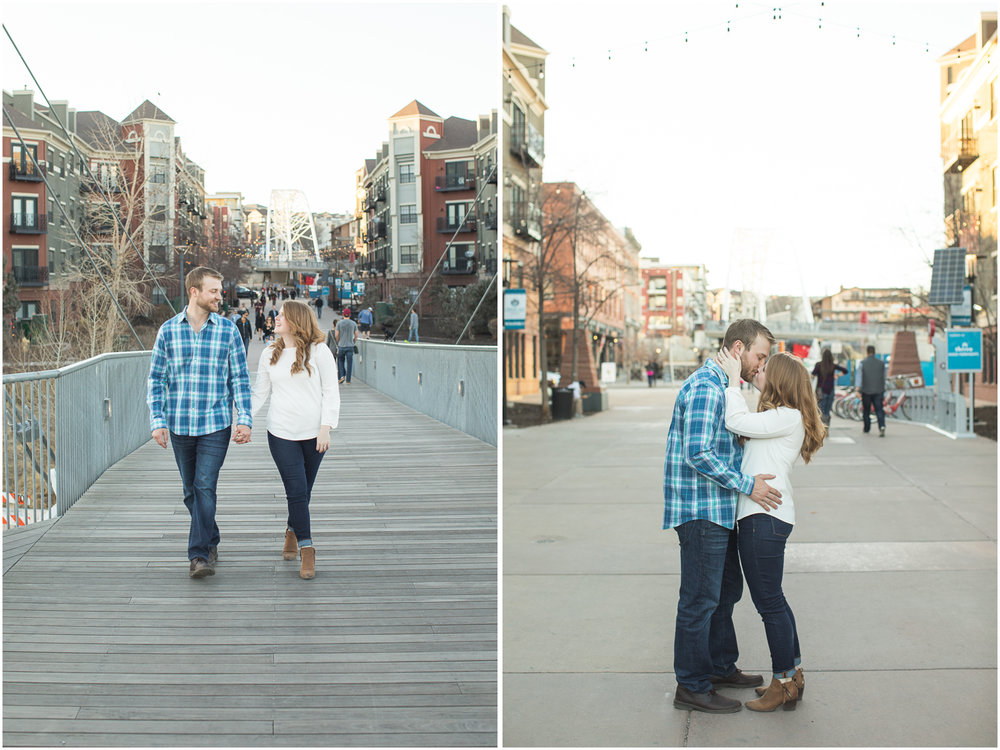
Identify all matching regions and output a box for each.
[62,118,154,358]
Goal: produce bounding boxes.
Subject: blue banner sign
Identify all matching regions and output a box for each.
[946,329,983,373]
[504,289,526,330]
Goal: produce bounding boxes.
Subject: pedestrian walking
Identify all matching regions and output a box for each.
[146,266,253,578]
[663,318,783,714]
[328,308,358,385]
[811,349,848,426]
[357,306,374,339]
[263,314,276,342]
[236,308,253,354]
[408,308,419,342]
[647,360,656,387]
[859,345,887,437]
[714,347,826,711]
[314,295,324,320]
[255,306,266,341]
[251,300,339,580]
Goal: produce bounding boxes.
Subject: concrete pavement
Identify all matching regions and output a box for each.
[502,384,997,747]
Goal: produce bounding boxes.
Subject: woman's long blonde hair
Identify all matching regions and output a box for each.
[756,352,827,463]
[269,300,325,376]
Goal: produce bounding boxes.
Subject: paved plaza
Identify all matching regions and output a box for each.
[503,384,996,747]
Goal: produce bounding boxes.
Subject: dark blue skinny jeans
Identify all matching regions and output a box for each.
[673,520,743,693]
[862,392,886,431]
[267,432,325,543]
[170,427,230,562]
[737,513,801,676]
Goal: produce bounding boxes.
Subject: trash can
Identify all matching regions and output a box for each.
[551,387,574,420]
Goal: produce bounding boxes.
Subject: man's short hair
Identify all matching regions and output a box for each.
[723,319,776,350]
[867,345,876,355]
[185,266,223,295]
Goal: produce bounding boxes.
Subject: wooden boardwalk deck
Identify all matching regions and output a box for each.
[3,377,497,746]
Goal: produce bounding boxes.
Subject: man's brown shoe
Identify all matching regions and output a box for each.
[208,547,218,566]
[710,669,764,688]
[189,558,214,578]
[673,686,742,714]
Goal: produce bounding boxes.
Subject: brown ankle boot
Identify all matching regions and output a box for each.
[282,529,298,561]
[299,546,315,579]
[755,668,803,699]
[746,677,798,712]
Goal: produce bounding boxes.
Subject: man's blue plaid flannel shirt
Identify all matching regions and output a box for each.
[662,360,756,530]
[147,309,253,436]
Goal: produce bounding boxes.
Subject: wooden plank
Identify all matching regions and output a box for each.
[3,379,496,747]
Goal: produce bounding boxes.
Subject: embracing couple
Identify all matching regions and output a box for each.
[664,318,826,714]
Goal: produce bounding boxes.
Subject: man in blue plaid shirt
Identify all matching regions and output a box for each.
[148,267,253,579]
[664,319,783,714]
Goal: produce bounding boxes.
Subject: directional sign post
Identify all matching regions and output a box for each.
[946,328,982,438]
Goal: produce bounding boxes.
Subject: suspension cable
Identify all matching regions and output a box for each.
[390,162,498,341]
[2,109,144,349]
[4,23,179,313]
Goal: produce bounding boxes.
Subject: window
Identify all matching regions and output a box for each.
[399,164,415,184]
[400,204,417,224]
[510,183,524,217]
[11,196,38,228]
[400,244,419,264]
[445,160,472,188]
[150,165,167,184]
[16,301,40,320]
[149,141,169,159]
[446,202,469,227]
[511,105,526,146]
[11,143,37,172]
[151,205,168,222]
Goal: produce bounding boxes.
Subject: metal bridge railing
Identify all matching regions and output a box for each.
[3,351,152,530]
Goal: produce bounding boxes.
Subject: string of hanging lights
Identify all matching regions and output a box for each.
[517,0,939,70]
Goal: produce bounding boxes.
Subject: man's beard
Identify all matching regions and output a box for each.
[740,353,755,382]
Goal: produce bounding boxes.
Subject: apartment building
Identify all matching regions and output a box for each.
[640,262,708,339]
[502,8,547,402]
[358,101,497,302]
[811,286,917,324]
[939,11,997,327]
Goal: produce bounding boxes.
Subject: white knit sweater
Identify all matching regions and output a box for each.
[251,343,340,440]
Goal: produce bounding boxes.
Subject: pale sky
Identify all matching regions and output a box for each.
[2,0,497,213]
[508,1,991,297]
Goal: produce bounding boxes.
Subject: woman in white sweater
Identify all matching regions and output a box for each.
[715,349,826,712]
[251,300,340,579]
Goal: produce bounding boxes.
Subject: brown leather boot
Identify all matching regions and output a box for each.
[745,677,798,712]
[282,529,298,561]
[299,546,316,580]
[755,668,803,699]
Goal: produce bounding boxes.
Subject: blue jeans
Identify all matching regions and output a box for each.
[337,346,354,383]
[267,432,325,542]
[409,325,418,342]
[818,389,834,421]
[862,392,885,431]
[737,513,800,675]
[170,427,230,561]
[673,520,743,692]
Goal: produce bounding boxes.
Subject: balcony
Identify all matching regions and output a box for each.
[944,136,978,173]
[435,173,476,192]
[80,178,122,195]
[442,256,476,275]
[509,123,544,168]
[9,213,47,234]
[372,220,387,239]
[363,196,376,212]
[9,161,45,182]
[376,186,387,203]
[945,209,980,249]
[437,216,477,234]
[12,265,49,286]
[484,211,498,231]
[511,202,542,241]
